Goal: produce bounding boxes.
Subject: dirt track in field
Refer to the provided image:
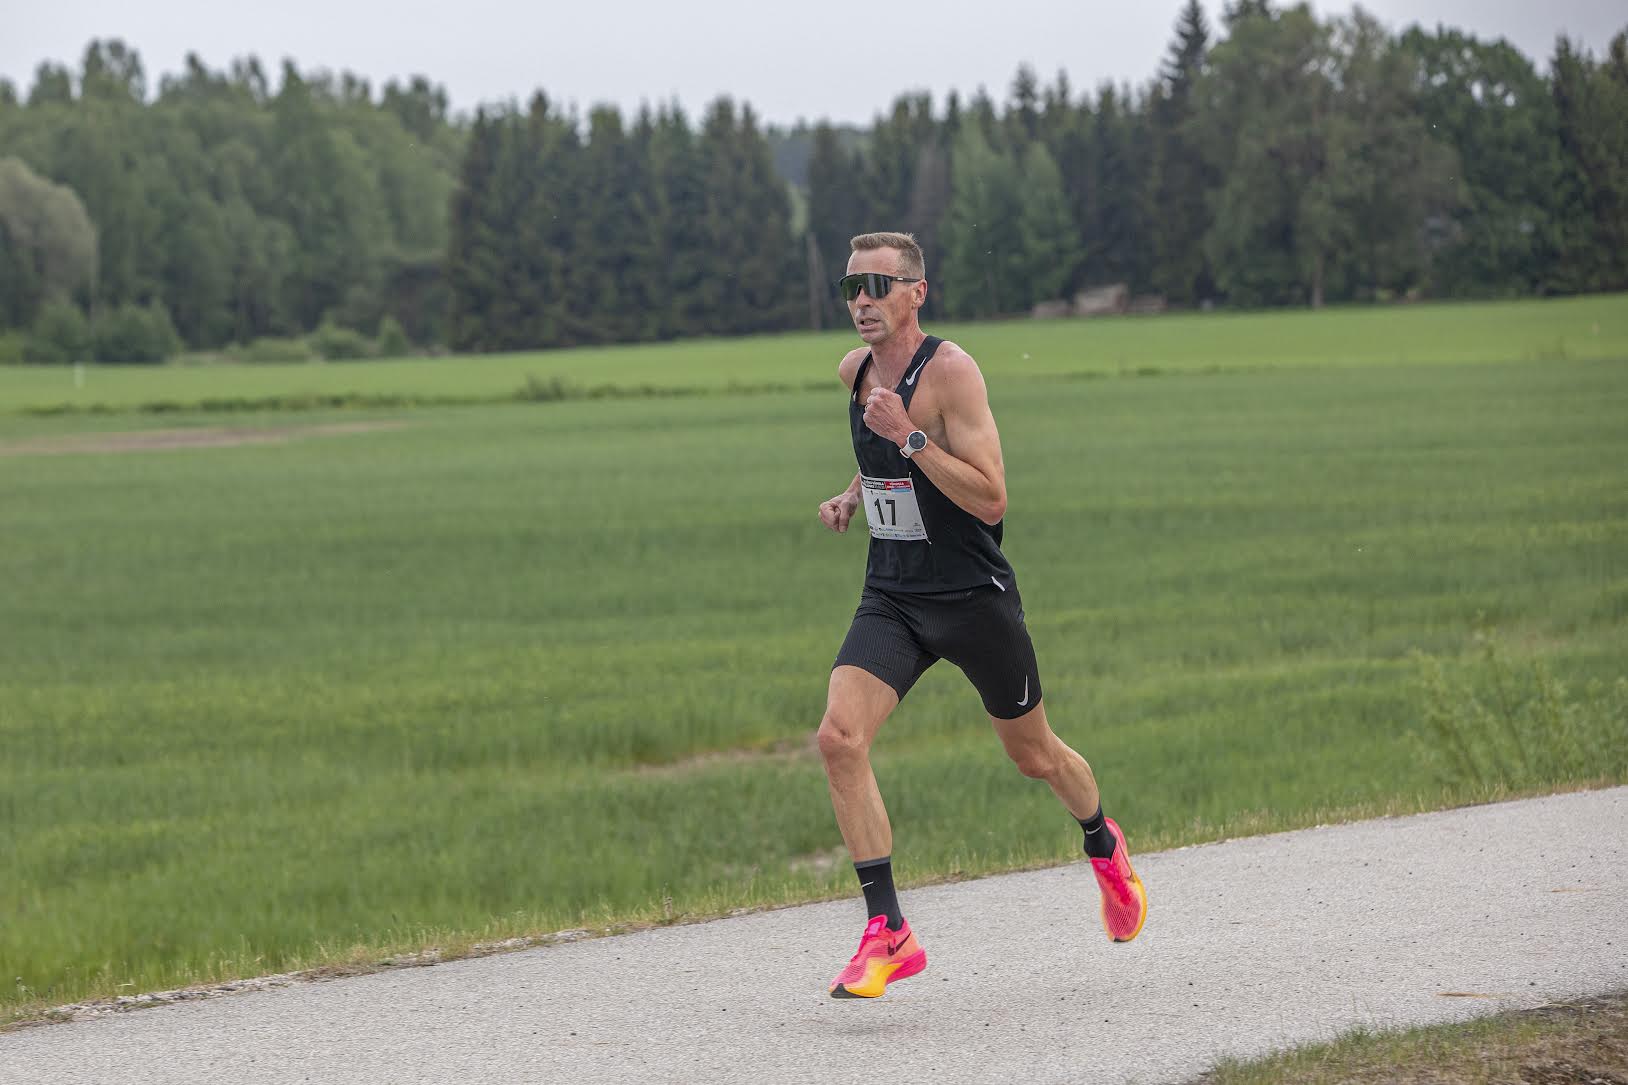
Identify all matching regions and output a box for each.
[0,421,408,457]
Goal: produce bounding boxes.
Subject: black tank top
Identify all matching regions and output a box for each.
[849,335,1017,594]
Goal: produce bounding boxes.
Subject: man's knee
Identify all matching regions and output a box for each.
[1004,732,1067,780]
[1009,745,1057,780]
[817,709,870,764]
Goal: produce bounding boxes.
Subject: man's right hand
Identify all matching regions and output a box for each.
[819,491,861,533]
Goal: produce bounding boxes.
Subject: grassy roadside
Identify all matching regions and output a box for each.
[1189,989,1628,1084]
[2,335,1624,1025]
[4,780,1616,1034]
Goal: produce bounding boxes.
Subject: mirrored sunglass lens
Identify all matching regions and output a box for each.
[839,274,890,301]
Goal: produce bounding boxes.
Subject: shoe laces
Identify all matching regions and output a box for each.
[1094,855,1135,906]
[849,915,891,961]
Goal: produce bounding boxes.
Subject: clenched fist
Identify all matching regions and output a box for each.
[819,491,861,533]
[863,387,913,445]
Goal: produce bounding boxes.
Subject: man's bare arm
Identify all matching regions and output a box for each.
[820,350,871,533]
[860,350,1007,525]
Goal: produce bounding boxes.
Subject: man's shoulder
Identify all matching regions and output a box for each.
[837,346,869,389]
[926,340,987,389]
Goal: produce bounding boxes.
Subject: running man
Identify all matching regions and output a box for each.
[816,231,1147,999]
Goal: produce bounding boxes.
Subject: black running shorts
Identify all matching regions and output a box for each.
[833,583,1043,720]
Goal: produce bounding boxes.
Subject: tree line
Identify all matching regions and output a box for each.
[804,1,1628,321]
[2,2,1625,363]
[0,41,462,362]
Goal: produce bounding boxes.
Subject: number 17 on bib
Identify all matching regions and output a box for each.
[860,475,928,541]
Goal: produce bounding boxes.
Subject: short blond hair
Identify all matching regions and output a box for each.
[850,231,925,279]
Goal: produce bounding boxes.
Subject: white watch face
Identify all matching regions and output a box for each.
[907,431,927,451]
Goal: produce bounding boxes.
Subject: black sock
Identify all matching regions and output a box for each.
[1079,806,1117,859]
[854,856,904,929]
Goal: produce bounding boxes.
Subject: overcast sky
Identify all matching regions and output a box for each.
[5,1,1624,127]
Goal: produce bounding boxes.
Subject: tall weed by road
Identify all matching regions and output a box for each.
[1411,633,1628,792]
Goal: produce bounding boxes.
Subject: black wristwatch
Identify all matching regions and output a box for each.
[899,430,928,459]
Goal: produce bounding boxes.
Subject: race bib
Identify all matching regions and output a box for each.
[861,474,928,541]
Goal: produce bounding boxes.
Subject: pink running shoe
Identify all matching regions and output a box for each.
[829,915,927,998]
[1091,817,1148,942]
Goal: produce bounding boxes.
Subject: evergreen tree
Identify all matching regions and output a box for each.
[939,124,1023,317]
[1038,71,1075,158]
[903,142,953,312]
[806,123,871,326]
[381,77,449,144]
[943,90,963,141]
[445,109,505,351]
[967,88,1001,148]
[79,39,146,103]
[1014,142,1078,305]
[1045,95,1093,298]
[1007,64,1041,147]
[1550,34,1628,292]
[511,94,579,348]
[647,105,711,338]
[1080,84,1148,291]
[1222,0,1273,29]
[614,108,667,341]
[695,100,798,336]
[27,63,74,106]
[866,94,936,227]
[574,105,644,342]
[1149,0,1216,303]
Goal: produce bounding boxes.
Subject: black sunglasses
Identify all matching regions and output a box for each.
[837,272,923,302]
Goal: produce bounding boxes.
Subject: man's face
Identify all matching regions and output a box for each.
[845,248,925,345]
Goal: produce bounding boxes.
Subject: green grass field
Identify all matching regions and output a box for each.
[2,295,1626,1021]
[2,294,1624,414]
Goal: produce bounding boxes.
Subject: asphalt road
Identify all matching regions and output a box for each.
[5,787,1625,1085]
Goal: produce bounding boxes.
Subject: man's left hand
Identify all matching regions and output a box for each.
[863,387,913,445]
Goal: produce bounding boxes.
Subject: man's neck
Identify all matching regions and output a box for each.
[869,327,927,381]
